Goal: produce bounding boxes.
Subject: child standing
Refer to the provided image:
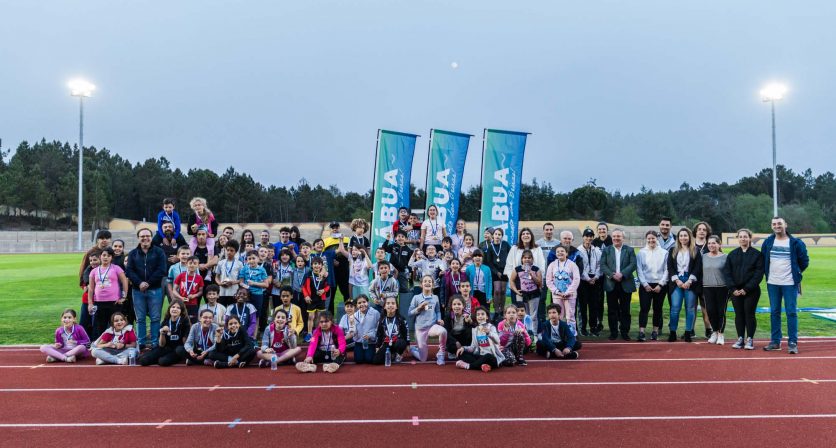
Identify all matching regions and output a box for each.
[167,246,190,299]
[257,309,302,368]
[156,198,182,239]
[296,311,347,373]
[225,288,259,338]
[337,241,372,299]
[214,240,242,307]
[497,305,531,366]
[509,250,543,332]
[464,250,493,308]
[349,218,371,257]
[273,286,304,336]
[88,247,129,338]
[238,250,269,336]
[546,246,581,334]
[368,261,398,312]
[171,256,205,322]
[291,255,312,335]
[338,299,358,350]
[79,249,100,338]
[301,257,330,342]
[455,306,504,372]
[209,316,256,368]
[199,284,227,325]
[91,312,138,365]
[458,233,476,267]
[408,275,448,364]
[40,309,90,363]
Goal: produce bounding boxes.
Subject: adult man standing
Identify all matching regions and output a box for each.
[536,223,562,327]
[126,228,167,349]
[259,229,271,247]
[657,217,676,251]
[761,217,809,354]
[576,229,603,336]
[600,229,637,341]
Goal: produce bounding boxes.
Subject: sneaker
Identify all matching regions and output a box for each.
[258,359,268,368]
[763,343,781,351]
[455,360,469,370]
[65,355,76,363]
[621,334,631,341]
[788,343,798,355]
[637,332,646,342]
[213,361,227,369]
[436,351,445,366]
[46,356,57,363]
[732,337,744,349]
[650,331,658,341]
[516,357,527,366]
[480,364,492,373]
[690,330,696,338]
[565,351,579,360]
[668,332,677,343]
[608,333,617,341]
[580,329,589,337]
[117,357,128,365]
[323,363,340,373]
[95,358,106,365]
[409,346,421,360]
[394,354,403,364]
[708,332,718,344]
[238,360,248,368]
[683,332,692,343]
[295,362,317,373]
[716,334,725,346]
[447,351,458,360]
[705,328,713,339]
[303,333,312,343]
[185,358,195,366]
[744,338,754,350]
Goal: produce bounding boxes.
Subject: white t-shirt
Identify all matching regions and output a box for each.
[768,238,794,286]
[421,220,444,245]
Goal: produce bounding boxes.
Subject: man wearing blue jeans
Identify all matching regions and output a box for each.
[761,217,809,354]
[126,228,168,349]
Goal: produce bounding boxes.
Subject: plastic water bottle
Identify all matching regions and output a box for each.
[384,348,391,367]
[436,351,445,366]
[127,351,136,366]
[270,355,278,371]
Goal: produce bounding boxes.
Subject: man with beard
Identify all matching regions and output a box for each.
[153,221,188,269]
[657,217,676,251]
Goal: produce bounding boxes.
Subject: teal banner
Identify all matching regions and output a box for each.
[424,129,471,234]
[479,129,529,244]
[371,129,419,249]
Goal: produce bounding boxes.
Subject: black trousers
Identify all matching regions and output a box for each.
[207,346,256,364]
[175,345,209,365]
[459,351,498,369]
[606,287,632,336]
[93,302,118,340]
[703,286,730,333]
[731,290,760,338]
[638,284,665,329]
[312,348,345,366]
[579,281,604,330]
[372,339,409,365]
[139,345,184,366]
[446,329,472,354]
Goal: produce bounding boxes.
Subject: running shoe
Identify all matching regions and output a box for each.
[46,356,57,363]
[213,361,228,369]
[621,333,631,341]
[788,343,798,355]
[303,333,312,343]
[716,334,725,345]
[763,343,781,351]
[668,332,677,342]
[637,332,646,342]
[238,360,247,368]
[65,355,76,363]
[95,358,106,365]
[455,360,469,370]
[744,338,754,350]
[708,332,718,344]
[683,332,692,343]
[608,333,617,341]
[650,331,658,341]
[732,337,744,349]
[323,362,340,373]
[295,362,317,373]
[516,357,527,366]
[409,346,421,360]
[481,364,492,373]
[565,351,579,360]
[258,359,268,368]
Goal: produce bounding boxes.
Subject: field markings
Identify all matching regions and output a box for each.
[1,378,835,393]
[2,414,836,428]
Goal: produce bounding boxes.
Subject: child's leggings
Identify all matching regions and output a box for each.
[414,324,447,362]
[92,347,138,364]
[39,344,89,361]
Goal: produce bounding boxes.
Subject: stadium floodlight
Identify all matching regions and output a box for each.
[760,82,786,217]
[69,78,95,251]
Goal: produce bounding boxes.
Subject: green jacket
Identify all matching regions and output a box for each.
[600,244,637,293]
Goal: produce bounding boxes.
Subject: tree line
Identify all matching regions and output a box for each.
[1,139,834,234]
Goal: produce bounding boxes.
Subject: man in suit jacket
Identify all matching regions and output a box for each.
[600,229,637,341]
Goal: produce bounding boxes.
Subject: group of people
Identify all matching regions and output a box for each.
[40,197,810,374]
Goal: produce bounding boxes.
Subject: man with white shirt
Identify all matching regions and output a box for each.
[760,217,809,354]
[600,229,637,341]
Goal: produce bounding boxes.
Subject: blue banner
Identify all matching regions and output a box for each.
[479,129,529,245]
[371,129,419,250]
[424,129,471,235]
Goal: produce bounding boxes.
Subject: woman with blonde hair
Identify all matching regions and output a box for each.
[188,197,218,254]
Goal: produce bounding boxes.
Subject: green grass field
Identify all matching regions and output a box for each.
[1,249,834,344]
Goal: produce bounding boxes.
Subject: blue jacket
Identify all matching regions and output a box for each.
[761,234,809,286]
[465,264,493,298]
[126,245,168,289]
[538,319,577,351]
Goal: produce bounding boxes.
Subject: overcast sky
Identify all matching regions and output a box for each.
[2,1,834,194]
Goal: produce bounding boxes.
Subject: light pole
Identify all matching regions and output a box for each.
[760,83,786,218]
[68,79,95,251]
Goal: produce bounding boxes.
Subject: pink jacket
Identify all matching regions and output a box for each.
[306,325,347,358]
[497,320,532,347]
[545,259,581,299]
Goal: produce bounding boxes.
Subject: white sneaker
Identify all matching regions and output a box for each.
[707,332,718,344]
[117,358,128,365]
[744,338,754,350]
[732,337,744,349]
[95,358,106,365]
[322,363,340,373]
[409,346,421,360]
[295,362,317,373]
[65,355,76,363]
[45,356,57,363]
[716,334,724,345]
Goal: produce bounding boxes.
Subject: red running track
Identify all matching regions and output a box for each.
[1,338,835,447]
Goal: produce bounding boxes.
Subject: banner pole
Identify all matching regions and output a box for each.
[423,129,434,217]
[478,128,487,237]
[370,129,381,235]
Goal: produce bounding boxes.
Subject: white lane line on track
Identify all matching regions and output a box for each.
[2,414,836,428]
[1,378,835,393]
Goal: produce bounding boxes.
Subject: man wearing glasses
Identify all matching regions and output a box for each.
[126,228,168,350]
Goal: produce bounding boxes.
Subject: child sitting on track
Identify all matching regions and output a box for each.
[373,297,409,365]
[536,304,582,360]
[91,312,138,365]
[177,309,219,366]
[209,316,256,368]
[225,288,259,338]
[256,309,302,368]
[40,309,90,363]
[352,294,380,364]
[497,304,531,366]
[444,295,475,359]
[296,311,347,373]
[139,299,190,366]
[455,306,503,372]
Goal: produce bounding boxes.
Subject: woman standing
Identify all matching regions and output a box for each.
[667,228,702,343]
[636,231,668,342]
[503,228,546,280]
[592,222,612,249]
[702,235,729,345]
[693,221,713,338]
[420,204,447,251]
[450,219,468,258]
[484,228,512,322]
[722,229,764,350]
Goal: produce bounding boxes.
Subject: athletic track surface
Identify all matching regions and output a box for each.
[1,338,835,447]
